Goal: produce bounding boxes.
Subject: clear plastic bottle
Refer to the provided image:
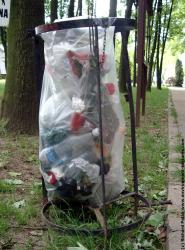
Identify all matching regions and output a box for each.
[39,131,98,170]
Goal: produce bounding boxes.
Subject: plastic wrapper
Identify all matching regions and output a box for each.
[39,21,126,206]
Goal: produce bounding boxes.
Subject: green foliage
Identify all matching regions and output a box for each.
[45,0,73,22]
[169,0,185,54]
[59,0,69,18]
[165,76,176,87]
[115,37,121,74]
[146,213,165,228]
[45,0,50,20]
[175,59,184,87]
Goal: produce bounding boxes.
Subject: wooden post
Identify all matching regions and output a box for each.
[135,0,153,126]
[141,63,147,116]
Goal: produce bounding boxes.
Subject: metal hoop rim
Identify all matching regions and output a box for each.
[42,192,151,236]
[35,17,136,35]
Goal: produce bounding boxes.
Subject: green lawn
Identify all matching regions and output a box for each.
[0,79,5,97]
[46,88,169,250]
[0,79,5,113]
[0,87,169,250]
[124,88,168,198]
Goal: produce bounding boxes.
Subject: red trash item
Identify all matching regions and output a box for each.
[71,112,85,131]
[67,50,106,78]
[48,171,57,185]
[105,83,115,95]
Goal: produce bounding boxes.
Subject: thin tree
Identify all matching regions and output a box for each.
[156,0,174,89]
[1,0,44,133]
[118,0,134,93]
[76,0,82,16]
[59,0,69,18]
[68,0,75,17]
[175,59,184,87]
[147,0,158,91]
[109,0,117,17]
[50,0,58,22]
[156,0,162,89]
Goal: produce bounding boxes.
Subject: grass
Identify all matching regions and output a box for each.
[172,169,185,181]
[170,94,178,125]
[0,180,16,193]
[171,137,185,182]
[0,86,169,249]
[0,79,5,97]
[44,87,169,250]
[0,202,13,237]
[0,100,43,248]
[15,134,40,166]
[175,142,184,153]
[123,88,168,198]
[170,105,178,120]
[0,180,42,245]
[0,79,5,115]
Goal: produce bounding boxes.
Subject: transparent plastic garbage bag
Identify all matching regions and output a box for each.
[39,23,125,206]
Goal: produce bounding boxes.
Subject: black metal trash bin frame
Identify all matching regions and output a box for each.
[30,17,151,237]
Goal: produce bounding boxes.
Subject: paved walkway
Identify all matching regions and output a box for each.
[167,87,185,250]
[170,87,185,139]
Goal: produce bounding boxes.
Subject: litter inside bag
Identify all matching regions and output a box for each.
[39,23,125,206]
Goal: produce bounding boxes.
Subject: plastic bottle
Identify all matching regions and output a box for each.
[39,131,99,170]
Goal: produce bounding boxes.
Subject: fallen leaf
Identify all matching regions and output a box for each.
[33,181,42,186]
[12,200,25,208]
[146,213,164,227]
[4,179,24,185]
[0,161,8,168]
[145,226,154,233]
[158,190,167,197]
[67,242,88,250]
[152,194,160,201]
[143,176,153,182]
[8,172,22,177]
[30,231,43,237]
[157,227,167,240]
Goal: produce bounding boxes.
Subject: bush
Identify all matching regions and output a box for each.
[165,76,176,86]
[175,59,184,87]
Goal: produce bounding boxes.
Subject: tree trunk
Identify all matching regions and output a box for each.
[156,0,162,89]
[147,19,158,90]
[147,0,158,91]
[109,0,117,17]
[76,0,82,16]
[59,0,68,18]
[1,0,44,134]
[119,33,129,93]
[50,0,58,22]
[0,27,7,70]
[119,0,134,93]
[68,0,75,17]
[158,0,174,88]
